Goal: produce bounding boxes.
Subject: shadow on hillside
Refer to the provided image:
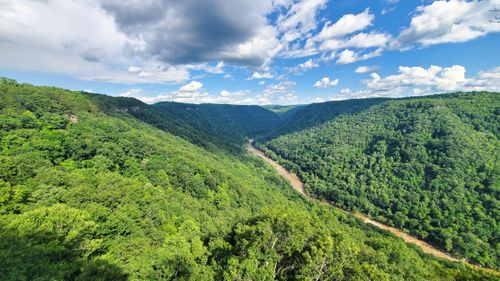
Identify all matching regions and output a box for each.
[0,228,128,281]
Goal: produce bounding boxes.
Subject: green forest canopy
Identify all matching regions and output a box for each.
[261,92,500,269]
[0,78,498,280]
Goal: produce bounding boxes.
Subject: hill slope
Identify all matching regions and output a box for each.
[154,102,281,144]
[0,78,496,280]
[264,98,389,139]
[261,92,500,268]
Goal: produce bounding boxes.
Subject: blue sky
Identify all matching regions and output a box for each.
[0,0,499,104]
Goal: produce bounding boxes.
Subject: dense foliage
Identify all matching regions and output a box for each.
[261,105,305,120]
[0,78,496,280]
[154,102,281,146]
[262,93,500,268]
[86,94,241,151]
[264,98,389,139]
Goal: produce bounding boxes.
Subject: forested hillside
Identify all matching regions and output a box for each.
[261,92,500,269]
[261,105,305,120]
[154,102,281,146]
[264,98,390,139]
[0,78,496,280]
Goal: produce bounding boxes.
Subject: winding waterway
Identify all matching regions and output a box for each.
[246,140,497,272]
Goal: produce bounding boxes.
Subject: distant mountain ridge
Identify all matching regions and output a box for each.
[153,101,281,146]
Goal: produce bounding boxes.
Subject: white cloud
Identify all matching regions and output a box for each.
[344,32,391,49]
[263,81,296,96]
[248,71,274,80]
[316,9,374,40]
[99,65,500,105]
[245,80,298,105]
[100,0,283,67]
[124,79,298,105]
[0,0,201,84]
[0,0,142,82]
[188,61,225,74]
[138,80,208,104]
[178,80,203,92]
[336,48,383,64]
[299,58,319,70]
[277,0,328,43]
[128,66,142,73]
[336,49,357,64]
[355,66,378,73]
[0,0,285,82]
[395,0,500,48]
[289,58,319,74]
[340,88,352,95]
[215,90,251,104]
[314,77,339,88]
[381,7,395,15]
[463,66,500,92]
[364,65,468,92]
[324,65,500,101]
[132,64,190,83]
[120,88,142,97]
[359,64,500,98]
[319,32,391,52]
[220,90,246,97]
[225,24,283,67]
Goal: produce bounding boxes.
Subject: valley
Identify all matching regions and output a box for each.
[0,78,498,280]
[2,1,499,280]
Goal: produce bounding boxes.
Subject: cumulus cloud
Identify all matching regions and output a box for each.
[247,71,274,80]
[188,61,225,74]
[364,65,468,93]
[282,9,379,59]
[263,81,296,96]
[355,66,378,73]
[463,66,500,92]
[289,58,319,74]
[216,90,251,104]
[100,0,279,67]
[277,0,328,43]
[319,32,391,52]
[354,65,499,99]
[343,32,392,49]
[136,80,209,103]
[314,77,339,88]
[243,81,299,105]
[328,65,500,101]
[297,8,390,64]
[316,9,374,40]
[336,48,383,64]
[0,0,146,83]
[219,90,247,98]
[121,79,299,105]
[395,0,500,48]
[120,88,142,97]
[178,80,203,93]
[0,0,284,83]
[1,0,497,95]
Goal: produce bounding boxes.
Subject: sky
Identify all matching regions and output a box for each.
[0,0,499,105]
